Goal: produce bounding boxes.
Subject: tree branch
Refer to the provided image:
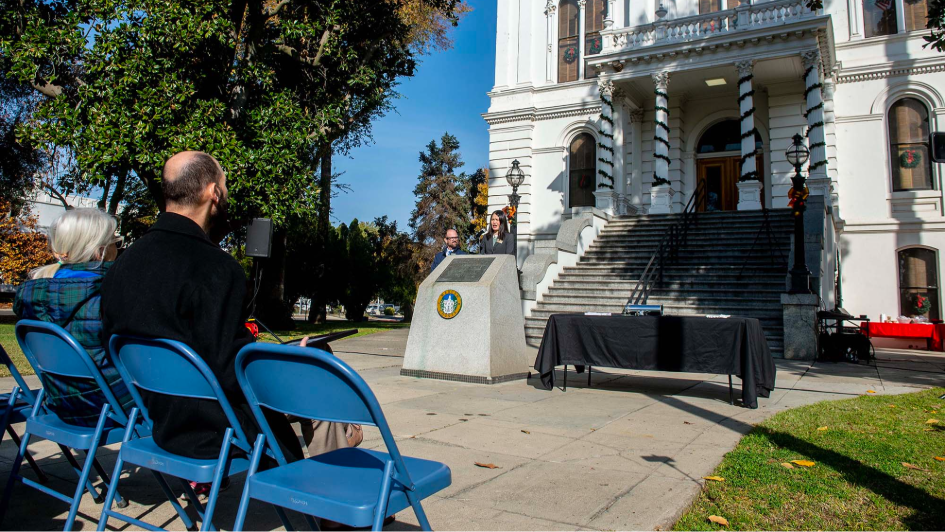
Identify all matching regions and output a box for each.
[40,179,71,210]
[31,81,63,98]
[275,25,338,67]
[267,0,290,17]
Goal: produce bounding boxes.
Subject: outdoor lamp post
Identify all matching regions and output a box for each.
[785,133,812,294]
[506,159,525,264]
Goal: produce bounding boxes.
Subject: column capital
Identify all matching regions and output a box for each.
[735,59,754,78]
[545,0,556,14]
[578,0,586,7]
[598,78,616,97]
[801,49,822,71]
[651,71,670,92]
[629,109,645,123]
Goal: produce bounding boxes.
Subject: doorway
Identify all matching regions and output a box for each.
[695,120,764,212]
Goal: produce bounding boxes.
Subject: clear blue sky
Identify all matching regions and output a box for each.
[332,0,497,232]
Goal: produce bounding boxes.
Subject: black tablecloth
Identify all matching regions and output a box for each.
[534,314,776,408]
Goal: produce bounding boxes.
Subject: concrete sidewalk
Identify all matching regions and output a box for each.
[1,329,943,531]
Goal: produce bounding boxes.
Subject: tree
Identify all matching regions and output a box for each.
[0,201,53,285]
[467,167,489,251]
[0,69,43,209]
[409,132,472,272]
[927,0,945,51]
[374,217,422,321]
[2,0,461,224]
[339,218,376,321]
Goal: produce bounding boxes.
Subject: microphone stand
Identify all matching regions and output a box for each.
[248,258,283,343]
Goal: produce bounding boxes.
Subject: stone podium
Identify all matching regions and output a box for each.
[401,254,530,384]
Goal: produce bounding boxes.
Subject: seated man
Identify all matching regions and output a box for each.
[101,151,303,462]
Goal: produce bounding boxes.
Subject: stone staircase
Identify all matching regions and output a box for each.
[524,209,795,357]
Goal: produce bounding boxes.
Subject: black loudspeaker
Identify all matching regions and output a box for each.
[932,132,945,163]
[246,218,273,258]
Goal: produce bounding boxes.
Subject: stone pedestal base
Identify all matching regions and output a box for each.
[781,293,819,360]
[806,176,831,198]
[593,189,616,216]
[737,180,763,211]
[649,184,672,214]
[402,255,529,384]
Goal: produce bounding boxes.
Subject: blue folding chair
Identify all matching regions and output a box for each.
[3,320,135,531]
[0,343,48,484]
[99,335,269,532]
[233,343,452,531]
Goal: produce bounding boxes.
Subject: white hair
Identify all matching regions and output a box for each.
[31,208,117,279]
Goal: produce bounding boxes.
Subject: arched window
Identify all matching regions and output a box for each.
[558,0,579,83]
[888,98,934,191]
[584,0,606,79]
[699,0,739,13]
[569,133,597,207]
[899,247,939,320]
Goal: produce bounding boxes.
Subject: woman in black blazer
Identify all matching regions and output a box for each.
[483,209,516,255]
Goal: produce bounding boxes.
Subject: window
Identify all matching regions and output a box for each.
[584,0,606,79]
[558,0,580,83]
[903,0,930,32]
[699,0,740,13]
[862,0,898,37]
[569,133,597,207]
[888,98,934,191]
[898,248,939,320]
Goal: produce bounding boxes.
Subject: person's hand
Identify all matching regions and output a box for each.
[299,336,310,347]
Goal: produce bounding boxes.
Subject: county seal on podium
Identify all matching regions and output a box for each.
[437,290,462,319]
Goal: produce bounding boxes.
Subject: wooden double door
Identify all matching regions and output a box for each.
[696,155,763,212]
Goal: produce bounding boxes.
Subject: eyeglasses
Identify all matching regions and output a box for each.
[445,236,459,241]
[111,236,125,249]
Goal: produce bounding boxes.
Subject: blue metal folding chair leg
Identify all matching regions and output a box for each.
[234,435,298,532]
[1,401,119,531]
[0,389,47,485]
[98,408,196,532]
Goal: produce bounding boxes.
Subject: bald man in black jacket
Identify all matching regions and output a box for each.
[101,151,302,461]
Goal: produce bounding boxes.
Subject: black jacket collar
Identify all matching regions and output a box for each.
[150,212,213,245]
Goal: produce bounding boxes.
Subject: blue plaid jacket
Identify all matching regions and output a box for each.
[14,262,133,427]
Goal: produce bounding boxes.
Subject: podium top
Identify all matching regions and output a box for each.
[436,256,495,283]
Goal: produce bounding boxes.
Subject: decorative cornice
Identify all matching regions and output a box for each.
[483,105,603,125]
[837,63,945,84]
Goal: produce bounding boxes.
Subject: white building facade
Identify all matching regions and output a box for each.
[485,0,945,323]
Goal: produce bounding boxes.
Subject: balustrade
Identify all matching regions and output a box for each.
[603,0,812,52]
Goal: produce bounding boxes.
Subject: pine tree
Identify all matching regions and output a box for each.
[410,133,471,271]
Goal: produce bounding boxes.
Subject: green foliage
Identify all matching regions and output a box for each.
[1,0,460,225]
[383,305,395,316]
[927,0,945,51]
[410,132,472,272]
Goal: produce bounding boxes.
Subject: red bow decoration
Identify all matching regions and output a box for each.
[788,186,809,215]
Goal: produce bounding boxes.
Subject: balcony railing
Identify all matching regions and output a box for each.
[601,0,814,53]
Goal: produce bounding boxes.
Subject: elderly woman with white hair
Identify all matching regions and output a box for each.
[14,208,133,426]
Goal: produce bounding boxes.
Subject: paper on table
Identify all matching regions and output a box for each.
[706,314,731,318]
[585,312,612,316]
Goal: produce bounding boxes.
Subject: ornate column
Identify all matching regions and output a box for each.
[595,78,617,214]
[650,71,673,214]
[736,60,762,211]
[630,108,645,210]
[802,49,829,196]
[578,0,586,80]
[823,72,839,209]
[545,0,556,83]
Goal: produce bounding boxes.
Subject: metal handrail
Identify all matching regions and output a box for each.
[625,180,706,309]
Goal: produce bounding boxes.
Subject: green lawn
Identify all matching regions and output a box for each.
[0,315,408,378]
[674,387,945,531]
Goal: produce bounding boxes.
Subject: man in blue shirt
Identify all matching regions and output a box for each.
[430,228,467,272]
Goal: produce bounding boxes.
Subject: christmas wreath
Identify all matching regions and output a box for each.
[900,149,922,169]
[910,293,931,315]
[502,205,517,220]
[588,36,603,55]
[563,46,578,64]
[788,185,809,215]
